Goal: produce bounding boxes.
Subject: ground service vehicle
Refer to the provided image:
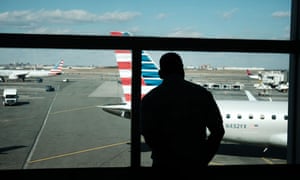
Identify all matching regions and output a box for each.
[45,85,55,92]
[2,88,18,106]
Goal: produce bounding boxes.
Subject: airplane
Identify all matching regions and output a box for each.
[246,69,262,80]
[275,82,289,93]
[98,31,287,148]
[0,59,64,82]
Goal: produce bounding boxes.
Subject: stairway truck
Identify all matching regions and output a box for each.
[2,88,18,106]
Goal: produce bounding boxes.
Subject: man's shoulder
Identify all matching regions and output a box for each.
[184,80,209,93]
[142,86,161,100]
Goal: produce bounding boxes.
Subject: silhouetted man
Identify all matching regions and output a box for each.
[141,52,225,168]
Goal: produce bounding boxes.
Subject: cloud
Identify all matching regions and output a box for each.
[222,8,239,19]
[0,9,141,26]
[98,11,141,22]
[156,13,167,20]
[271,11,290,18]
[27,27,72,34]
[167,28,203,38]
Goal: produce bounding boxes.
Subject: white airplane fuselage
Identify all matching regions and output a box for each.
[25,70,57,78]
[217,100,287,147]
[100,99,288,148]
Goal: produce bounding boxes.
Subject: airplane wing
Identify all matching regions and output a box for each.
[12,72,28,77]
[97,103,131,118]
[97,103,130,111]
[7,71,29,81]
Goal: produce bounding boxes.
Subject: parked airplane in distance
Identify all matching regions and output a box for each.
[0,59,64,82]
[275,82,289,93]
[246,69,262,80]
[98,31,287,148]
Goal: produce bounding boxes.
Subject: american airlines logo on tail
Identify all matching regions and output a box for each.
[110,31,162,104]
[50,59,64,75]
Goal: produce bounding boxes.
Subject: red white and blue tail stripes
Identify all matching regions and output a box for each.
[111,31,162,104]
[50,59,64,75]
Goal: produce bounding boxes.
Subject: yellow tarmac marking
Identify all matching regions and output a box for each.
[29,141,130,164]
[50,106,97,115]
[261,157,274,164]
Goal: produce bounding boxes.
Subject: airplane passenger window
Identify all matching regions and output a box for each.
[284,115,288,120]
[237,114,242,119]
[226,114,231,119]
[272,115,277,120]
[260,115,265,120]
[249,114,254,119]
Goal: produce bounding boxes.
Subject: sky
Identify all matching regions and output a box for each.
[0,0,291,69]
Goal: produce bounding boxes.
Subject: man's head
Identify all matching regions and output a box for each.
[159,52,184,79]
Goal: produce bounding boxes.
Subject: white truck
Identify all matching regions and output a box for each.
[2,88,18,106]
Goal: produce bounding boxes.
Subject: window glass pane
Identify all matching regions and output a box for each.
[0,48,131,169]
[141,50,288,166]
[0,48,289,168]
[0,0,292,169]
[0,0,291,40]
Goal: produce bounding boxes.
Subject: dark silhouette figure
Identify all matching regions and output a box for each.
[140,52,225,168]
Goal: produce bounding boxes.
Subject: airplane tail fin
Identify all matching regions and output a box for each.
[50,59,64,75]
[110,31,162,104]
[97,32,162,118]
[246,69,252,76]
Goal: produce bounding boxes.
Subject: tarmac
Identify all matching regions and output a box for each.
[0,68,287,170]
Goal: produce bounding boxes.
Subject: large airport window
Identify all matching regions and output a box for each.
[1,0,300,174]
[0,48,131,169]
[137,50,289,166]
[0,49,290,168]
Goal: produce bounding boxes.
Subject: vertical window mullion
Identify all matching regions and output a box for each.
[287,0,300,164]
[131,49,142,167]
